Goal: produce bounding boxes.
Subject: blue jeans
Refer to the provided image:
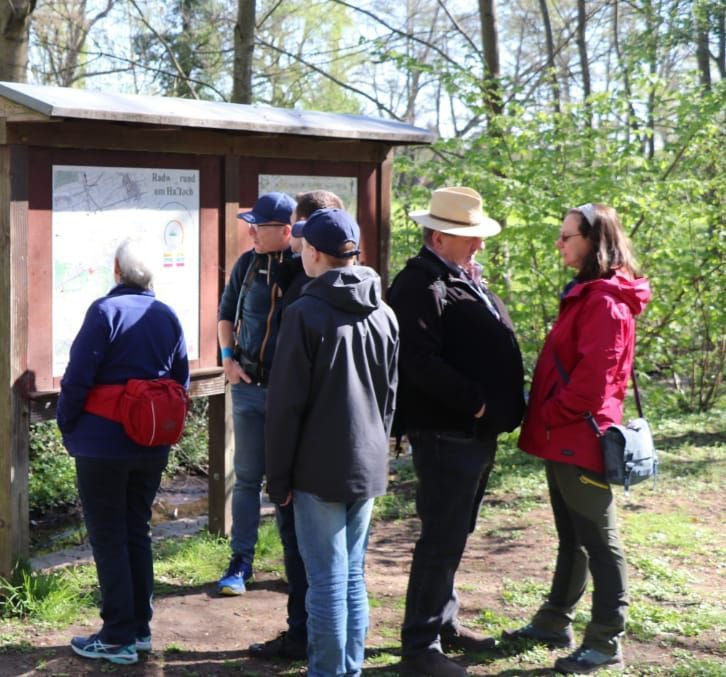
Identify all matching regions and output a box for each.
[401,431,496,655]
[75,453,167,645]
[230,381,307,635]
[294,490,374,677]
[230,381,267,561]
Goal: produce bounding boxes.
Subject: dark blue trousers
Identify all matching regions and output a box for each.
[275,502,308,642]
[401,431,496,655]
[75,453,167,645]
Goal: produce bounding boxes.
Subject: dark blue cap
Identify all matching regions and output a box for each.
[291,220,306,237]
[238,192,295,224]
[302,209,360,258]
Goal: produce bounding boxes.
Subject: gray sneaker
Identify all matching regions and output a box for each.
[555,646,624,674]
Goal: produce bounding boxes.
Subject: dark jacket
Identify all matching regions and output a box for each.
[518,272,651,474]
[388,247,524,439]
[217,248,303,371]
[57,284,189,458]
[265,265,399,504]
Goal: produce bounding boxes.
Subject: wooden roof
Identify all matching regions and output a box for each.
[0,82,436,145]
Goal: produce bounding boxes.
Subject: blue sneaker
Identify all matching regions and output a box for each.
[217,554,253,595]
[136,635,152,652]
[70,633,138,664]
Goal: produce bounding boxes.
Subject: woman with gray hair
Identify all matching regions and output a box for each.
[57,237,189,665]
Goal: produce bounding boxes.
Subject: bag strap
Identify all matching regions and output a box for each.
[553,352,644,432]
[631,367,644,418]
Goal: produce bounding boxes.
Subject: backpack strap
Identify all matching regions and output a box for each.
[233,254,262,341]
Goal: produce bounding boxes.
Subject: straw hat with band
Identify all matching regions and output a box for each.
[408,186,501,238]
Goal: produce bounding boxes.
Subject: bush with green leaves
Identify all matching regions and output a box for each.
[29,397,210,515]
[391,81,725,413]
[28,422,77,515]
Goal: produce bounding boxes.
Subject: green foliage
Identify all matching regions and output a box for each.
[166,397,209,476]
[132,0,228,99]
[0,561,93,623]
[28,422,77,514]
[390,81,726,412]
[28,397,209,517]
[154,531,230,589]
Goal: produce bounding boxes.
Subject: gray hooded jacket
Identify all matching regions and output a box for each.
[265,265,399,504]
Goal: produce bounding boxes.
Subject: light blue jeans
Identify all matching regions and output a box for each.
[230,381,267,562]
[293,490,374,677]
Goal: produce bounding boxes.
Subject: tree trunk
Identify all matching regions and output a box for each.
[644,0,657,160]
[695,5,711,90]
[538,0,560,114]
[718,5,725,79]
[576,0,591,129]
[612,0,639,145]
[232,0,256,104]
[478,0,503,116]
[0,0,37,82]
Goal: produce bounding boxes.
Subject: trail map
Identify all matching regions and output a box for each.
[52,165,200,376]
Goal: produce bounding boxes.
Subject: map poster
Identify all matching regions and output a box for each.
[52,165,200,376]
[257,175,358,217]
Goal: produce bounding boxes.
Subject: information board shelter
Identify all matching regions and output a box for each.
[0,82,434,577]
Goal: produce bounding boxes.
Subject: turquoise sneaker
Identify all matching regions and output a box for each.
[136,635,152,652]
[70,633,138,664]
[217,554,253,595]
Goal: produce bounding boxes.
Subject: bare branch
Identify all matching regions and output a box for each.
[127,0,200,100]
[256,36,404,120]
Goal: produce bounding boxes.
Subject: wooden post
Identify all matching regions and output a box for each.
[206,155,240,536]
[378,149,394,288]
[0,143,30,578]
[207,391,234,535]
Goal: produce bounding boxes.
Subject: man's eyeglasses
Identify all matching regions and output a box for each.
[248,222,288,230]
[558,232,582,242]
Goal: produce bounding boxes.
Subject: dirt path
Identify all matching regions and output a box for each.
[2,492,724,675]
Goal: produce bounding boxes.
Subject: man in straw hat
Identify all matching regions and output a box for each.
[389,187,525,676]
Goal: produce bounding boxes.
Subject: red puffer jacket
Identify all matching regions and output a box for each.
[518,272,651,474]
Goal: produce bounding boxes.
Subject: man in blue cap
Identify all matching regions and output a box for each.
[217,191,308,660]
[265,208,399,677]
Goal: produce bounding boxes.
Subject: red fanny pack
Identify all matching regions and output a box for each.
[85,378,190,447]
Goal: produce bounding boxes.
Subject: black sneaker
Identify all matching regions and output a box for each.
[502,622,575,649]
[248,631,307,660]
[399,650,468,676]
[554,646,624,674]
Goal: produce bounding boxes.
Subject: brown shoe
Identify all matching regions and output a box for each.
[441,625,497,653]
[400,650,468,676]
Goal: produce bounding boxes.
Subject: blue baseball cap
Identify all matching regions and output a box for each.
[302,208,360,258]
[238,192,295,224]
[291,220,306,238]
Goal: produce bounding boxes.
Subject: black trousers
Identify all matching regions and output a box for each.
[401,431,496,655]
[75,453,167,645]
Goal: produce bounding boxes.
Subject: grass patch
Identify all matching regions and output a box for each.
[0,562,94,624]
[500,578,548,609]
[154,532,230,590]
[628,599,721,641]
[670,650,726,676]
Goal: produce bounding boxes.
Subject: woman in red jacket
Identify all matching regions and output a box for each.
[504,204,651,675]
